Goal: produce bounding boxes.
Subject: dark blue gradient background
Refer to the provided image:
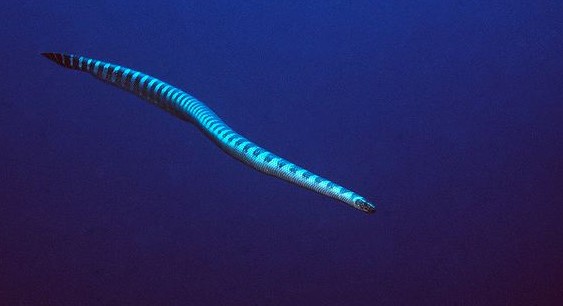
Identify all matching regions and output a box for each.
[1,1,562,305]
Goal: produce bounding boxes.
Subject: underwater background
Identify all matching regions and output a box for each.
[1,1,562,305]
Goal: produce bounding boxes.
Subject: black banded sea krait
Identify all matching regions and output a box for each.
[42,53,376,214]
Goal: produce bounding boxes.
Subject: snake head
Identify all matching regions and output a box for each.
[354,198,376,214]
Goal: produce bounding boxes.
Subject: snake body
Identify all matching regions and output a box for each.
[42,53,376,214]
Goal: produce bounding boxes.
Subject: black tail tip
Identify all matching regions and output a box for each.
[41,52,81,71]
[41,52,68,66]
[41,52,57,60]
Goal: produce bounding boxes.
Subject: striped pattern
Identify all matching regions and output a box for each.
[42,52,376,214]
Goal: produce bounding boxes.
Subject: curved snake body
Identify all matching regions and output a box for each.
[42,53,376,214]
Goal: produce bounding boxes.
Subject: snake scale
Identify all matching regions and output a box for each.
[42,53,376,214]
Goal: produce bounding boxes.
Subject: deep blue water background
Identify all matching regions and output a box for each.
[1,1,562,305]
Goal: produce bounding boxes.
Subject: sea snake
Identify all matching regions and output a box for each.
[42,53,376,214]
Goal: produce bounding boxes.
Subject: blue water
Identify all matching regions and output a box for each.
[1,1,562,305]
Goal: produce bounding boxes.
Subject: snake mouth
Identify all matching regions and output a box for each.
[354,198,376,214]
